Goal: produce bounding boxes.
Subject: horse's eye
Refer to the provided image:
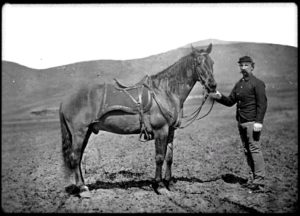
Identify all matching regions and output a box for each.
[197,56,204,64]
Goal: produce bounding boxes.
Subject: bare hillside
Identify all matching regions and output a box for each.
[2,41,297,121]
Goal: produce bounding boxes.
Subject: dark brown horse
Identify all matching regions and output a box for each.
[59,44,217,194]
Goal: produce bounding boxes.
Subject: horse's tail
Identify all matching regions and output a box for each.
[59,103,74,171]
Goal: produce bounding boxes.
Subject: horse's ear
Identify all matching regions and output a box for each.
[191,44,197,56]
[206,43,212,54]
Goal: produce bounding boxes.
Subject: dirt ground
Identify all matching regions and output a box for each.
[1,94,298,213]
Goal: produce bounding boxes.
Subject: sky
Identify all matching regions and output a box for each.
[2,3,298,69]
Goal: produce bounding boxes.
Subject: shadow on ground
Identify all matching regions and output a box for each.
[65,172,248,195]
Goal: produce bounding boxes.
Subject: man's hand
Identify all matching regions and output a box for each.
[210,90,222,100]
[253,123,263,132]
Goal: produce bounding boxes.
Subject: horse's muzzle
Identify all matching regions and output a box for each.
[207,82,217,93]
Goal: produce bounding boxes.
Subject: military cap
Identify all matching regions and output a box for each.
[238,56,254,64]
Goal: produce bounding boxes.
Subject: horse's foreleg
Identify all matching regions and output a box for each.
[164,143,173,188]
[164,128,175,190]
[153,125,169,193]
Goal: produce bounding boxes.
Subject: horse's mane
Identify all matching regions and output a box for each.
[150,53,195,92]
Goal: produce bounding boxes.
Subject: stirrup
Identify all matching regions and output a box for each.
[139,125,153,142]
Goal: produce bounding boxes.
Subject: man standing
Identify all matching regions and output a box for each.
[210,56,268,193]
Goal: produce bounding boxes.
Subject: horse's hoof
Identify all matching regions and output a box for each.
[163,178,175,191]
[158,187,171,196]
[152,181,166,195]
[79,185,91,198]
[80,185,89,192]
[151,182,160,194]
[163,180,170,191]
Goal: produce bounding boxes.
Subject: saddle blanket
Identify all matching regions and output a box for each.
[100,83,153,116]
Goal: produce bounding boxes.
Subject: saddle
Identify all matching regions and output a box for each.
[114,75,150,89]
[99,75,154,141]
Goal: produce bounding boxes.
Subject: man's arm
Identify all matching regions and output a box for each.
[211,84,237,107]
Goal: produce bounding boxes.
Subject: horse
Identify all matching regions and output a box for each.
[59,44,217,194]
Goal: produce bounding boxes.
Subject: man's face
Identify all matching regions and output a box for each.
[239,62,253,76]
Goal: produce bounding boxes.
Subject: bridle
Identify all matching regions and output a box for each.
[175,53,215,129]
[193,52,213,92]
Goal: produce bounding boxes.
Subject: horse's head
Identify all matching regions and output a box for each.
[191,44,217,93]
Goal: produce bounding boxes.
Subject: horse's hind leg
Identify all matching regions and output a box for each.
[164,128,175,190]
[72,127,92,192]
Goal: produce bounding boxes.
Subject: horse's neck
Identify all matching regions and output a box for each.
[150,56,197,107]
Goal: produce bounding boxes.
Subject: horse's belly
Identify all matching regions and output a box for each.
[92,111,141,134]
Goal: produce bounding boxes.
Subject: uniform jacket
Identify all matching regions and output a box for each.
[216,73,267,123]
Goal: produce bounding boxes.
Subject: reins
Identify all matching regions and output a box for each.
[176,93,215,129]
